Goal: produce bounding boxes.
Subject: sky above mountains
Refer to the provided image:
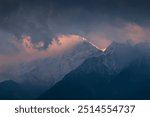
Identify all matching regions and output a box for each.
[0,0,150,68]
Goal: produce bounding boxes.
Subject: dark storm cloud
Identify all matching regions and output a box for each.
[0,0,150,68]
[1,0,150,23]
[0,0,150,45]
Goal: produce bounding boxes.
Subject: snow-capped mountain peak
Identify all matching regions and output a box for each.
[0,35,102,89]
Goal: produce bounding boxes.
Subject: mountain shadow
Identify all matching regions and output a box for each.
[39,42,150,100]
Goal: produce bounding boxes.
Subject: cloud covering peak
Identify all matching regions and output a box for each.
[0,34,85,69]
[1,23,150,69]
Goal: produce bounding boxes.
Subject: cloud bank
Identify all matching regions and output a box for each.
[0,23,150,69]
[86,23,150,49]
[0,34,85,69]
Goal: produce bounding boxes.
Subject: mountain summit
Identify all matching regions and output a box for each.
[0,35,102,89]
[39,42,150,100]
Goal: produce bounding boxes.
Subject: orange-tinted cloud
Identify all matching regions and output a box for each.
[0,34,85,69]
[87,32,112,49]
[86,23,150,49]
[123,23,150,44]
[0,23,150,69]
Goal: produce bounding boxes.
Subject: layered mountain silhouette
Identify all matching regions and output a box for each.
[0,80,45,99]
[0,37,102,99]
[0,37,101,89]
[1,41,150,99]
[39,42,150,100]
[0,80,29,99]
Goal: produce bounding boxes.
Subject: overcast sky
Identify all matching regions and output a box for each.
[1,0,150,36]
[0,0,150,67]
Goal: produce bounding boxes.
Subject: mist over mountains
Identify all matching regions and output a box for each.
[40,42,150,100]
[0,35,101,86]
[0,39,150,99]
[0,0,150,99]
[0,36,102,99]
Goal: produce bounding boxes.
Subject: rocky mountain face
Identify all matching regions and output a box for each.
[0,38,103,99]
[39,42,150,100]
[1,40,150,100]
[0,38,102,90]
